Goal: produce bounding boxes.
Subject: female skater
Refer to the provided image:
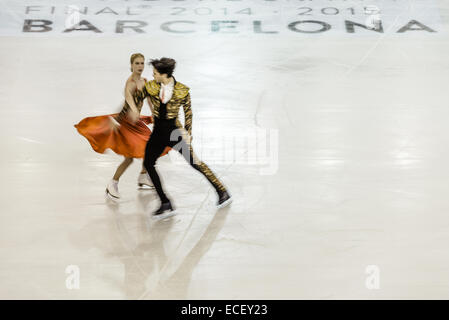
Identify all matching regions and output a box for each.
[75,53,169,199]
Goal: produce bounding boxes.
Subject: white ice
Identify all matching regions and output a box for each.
[1,0,449,299]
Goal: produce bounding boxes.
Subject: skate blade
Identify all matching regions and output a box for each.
[152,210,177,221]
[217,197,233,209]
[137,183,155,190]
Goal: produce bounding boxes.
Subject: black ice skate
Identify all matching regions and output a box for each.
[217,190,232,209]
[152,201,176,220]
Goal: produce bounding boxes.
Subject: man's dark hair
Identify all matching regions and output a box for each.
[150,57,176,77]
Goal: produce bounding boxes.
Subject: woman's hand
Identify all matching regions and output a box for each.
[109,116,121,132]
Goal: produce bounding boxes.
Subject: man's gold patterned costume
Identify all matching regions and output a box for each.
[143,79,227,206]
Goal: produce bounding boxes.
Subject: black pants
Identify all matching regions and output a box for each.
[143,117,226,203]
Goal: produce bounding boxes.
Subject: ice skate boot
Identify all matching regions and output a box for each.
[138,172,155,189]
[217,190,232,209]
[152,201,176,220]
[106,179,120,199]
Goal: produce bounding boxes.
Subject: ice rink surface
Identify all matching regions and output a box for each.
[1,0,449,299]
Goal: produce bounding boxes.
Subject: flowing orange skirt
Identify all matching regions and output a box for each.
[75,113,169,158]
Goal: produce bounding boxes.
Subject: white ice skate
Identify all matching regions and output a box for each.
[138,172,155,189]
[106,179,120,199]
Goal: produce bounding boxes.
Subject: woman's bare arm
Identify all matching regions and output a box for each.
[124,79,139,122]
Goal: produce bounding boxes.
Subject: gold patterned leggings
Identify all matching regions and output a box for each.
[143,118,226,204]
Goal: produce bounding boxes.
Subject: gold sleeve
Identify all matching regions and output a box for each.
[183,92,193,136]
[145,80,160,97]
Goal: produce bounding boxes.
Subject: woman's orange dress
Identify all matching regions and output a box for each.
[74,82,169,158]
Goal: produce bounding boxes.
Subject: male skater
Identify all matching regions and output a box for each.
[143,57,231,219]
